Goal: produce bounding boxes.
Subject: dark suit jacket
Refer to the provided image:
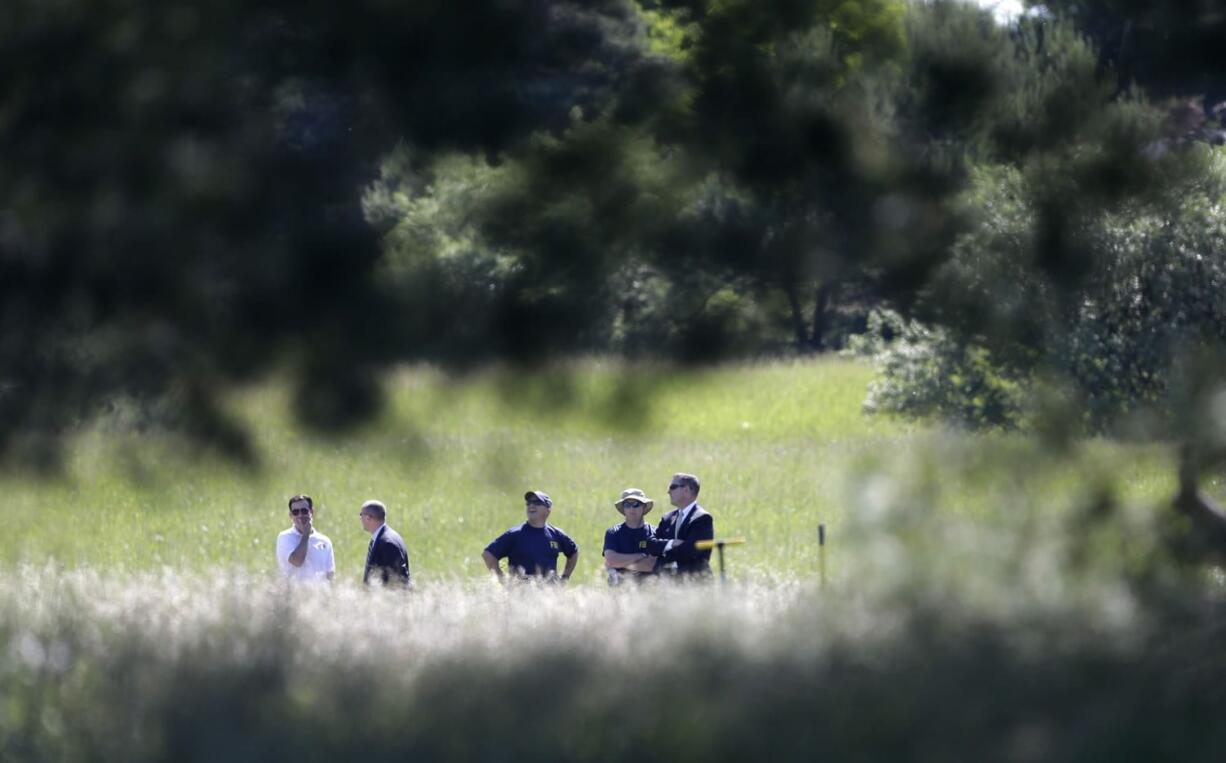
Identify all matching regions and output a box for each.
[645,504,714,576]
[364,525,411,586]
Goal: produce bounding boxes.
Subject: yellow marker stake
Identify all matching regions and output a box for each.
[695,538,746,582]
[818,524,827,590]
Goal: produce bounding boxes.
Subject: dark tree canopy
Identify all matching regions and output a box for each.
[4,0,1226,477]
[1032,1,1226,104]
[0,0,656,463]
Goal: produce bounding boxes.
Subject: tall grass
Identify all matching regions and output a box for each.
[2,358,1222,759]
[2,561,1224,761]
[0,358,1179,583]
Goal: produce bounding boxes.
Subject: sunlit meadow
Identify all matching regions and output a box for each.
[0,358,1179,582]
[4,358,1224,760]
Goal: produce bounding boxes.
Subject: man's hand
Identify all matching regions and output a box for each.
[288,520,312,567]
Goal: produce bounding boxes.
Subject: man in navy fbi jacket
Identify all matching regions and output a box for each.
[482,490,580,582]
[643,472,714,578]
[602,487,659,585]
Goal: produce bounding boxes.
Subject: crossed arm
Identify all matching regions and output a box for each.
[604,550,658,572]
[645,514,713,563]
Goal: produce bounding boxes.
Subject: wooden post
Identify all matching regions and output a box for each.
[818,524,827,590]
[695,538,746,583]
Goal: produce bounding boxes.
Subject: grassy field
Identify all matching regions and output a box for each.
[0,357,1179,583]
[5,358,1225,761]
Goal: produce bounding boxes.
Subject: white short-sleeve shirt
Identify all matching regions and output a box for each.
[276,527,336,582]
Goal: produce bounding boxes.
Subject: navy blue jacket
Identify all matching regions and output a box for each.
[364,525,411,586]
[485,523,578,577]
[645,504,713,576]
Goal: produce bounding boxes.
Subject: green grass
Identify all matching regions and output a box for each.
[3,358,1222,761]
[6,569,1224,761]
[0,357,1181,582]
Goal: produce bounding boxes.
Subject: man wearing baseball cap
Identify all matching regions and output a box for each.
[603,488,658,585]
[482,490,580,582]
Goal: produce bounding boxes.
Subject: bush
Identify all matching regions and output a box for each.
[857,310,1027,427]
[867,153,1226,432]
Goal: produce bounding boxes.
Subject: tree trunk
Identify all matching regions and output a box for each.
[809,282,833,351]
[784,281,810,352]
[1172,442,1226,559]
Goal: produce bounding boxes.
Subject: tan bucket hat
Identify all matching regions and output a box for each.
[614,488,654,515]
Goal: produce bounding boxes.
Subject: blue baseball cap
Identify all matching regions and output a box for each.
[524,490,552,508]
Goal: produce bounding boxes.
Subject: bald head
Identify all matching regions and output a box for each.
[360,500,387,521]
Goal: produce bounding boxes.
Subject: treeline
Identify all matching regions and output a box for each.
[361,2,1226,436]
[3,1,1226,458]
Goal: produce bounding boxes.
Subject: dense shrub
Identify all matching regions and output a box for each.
[867,153,1226,431]
[855,309,1028,427]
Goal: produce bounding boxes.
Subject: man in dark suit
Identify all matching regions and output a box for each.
[643,472,714,578]
[359,500,412,587]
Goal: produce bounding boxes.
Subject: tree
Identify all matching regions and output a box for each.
[867,5,1226,552]
[0,0,657,464]
[1031,1,1226,104]
[368,0,961,360]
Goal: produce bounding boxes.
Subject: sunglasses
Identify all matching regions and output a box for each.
[668,483,684,491]
[290,507,312,516]
[622,500,644,509]
[526,499,547,507]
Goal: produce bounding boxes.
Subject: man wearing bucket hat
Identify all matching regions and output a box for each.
[482,490,580,582]
[602,488,659,585]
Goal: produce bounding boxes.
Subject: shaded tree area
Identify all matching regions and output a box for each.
[5,0,1226,508]
[863,2,1226,553]
[0,0,657,464]
[1,0,941,463]
[369,0,964,363]
[1032,0,1226,105]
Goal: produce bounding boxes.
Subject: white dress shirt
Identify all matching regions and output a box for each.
[276,527,335,582]
[664,500,699,553]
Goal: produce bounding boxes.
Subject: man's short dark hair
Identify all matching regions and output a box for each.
[288,494,313,510]
[673,473,700,495]
[361,500,387,521]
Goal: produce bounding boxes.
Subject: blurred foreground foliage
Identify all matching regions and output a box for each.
[13,0,1223,464]
[3,488,1226,762]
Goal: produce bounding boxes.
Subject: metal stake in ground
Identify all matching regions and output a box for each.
[818,524,827,590]
[695,538,746,582]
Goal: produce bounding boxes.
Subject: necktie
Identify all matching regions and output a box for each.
[365,529,378,579]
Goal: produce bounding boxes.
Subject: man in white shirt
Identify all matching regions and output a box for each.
[276,494,335,582]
